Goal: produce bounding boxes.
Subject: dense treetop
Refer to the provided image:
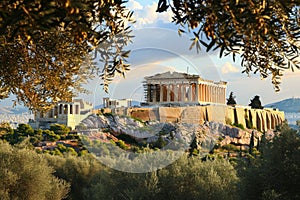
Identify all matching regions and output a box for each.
[157,0,300,91]
[227,91,237,105]
[249,95,264,109]
[0,0,133,111]
[0,0,300,111]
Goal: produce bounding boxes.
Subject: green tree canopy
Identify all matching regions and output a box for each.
[0,141,69,199]
[1,0,300,111]
[50,123,71,135]
[0,0,134,111]
[157,0,300,91]
[226,91,237,105]
[0,122,13,136]
[83,155,239,200]
[15,123,34,137]
[249,95,264,109]
[239,125,300,199]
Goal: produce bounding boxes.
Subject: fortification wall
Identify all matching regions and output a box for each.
[206,105,227,124]
[225,106,235,124]
[127,107,159,121]
[181,106,205,124]
[158,107,183,123]
[111,105,285,132]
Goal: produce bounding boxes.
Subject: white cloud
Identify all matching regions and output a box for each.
[221,62,240,74]
[83,1,300,107]
[126,0,173,28]
[127,0,143,10]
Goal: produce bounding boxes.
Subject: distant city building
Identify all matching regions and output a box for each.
[29,99,93,130]
[103,98,132,108]
[144,71,227,105]
[0,114,33,129]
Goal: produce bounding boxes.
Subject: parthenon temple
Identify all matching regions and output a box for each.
[144,71,227,104]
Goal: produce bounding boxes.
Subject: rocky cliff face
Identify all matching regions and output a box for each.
[78,114,272,154]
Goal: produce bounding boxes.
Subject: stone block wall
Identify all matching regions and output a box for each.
[181,106,205,124]
[110,105,284,132]
[127,107,159,121]
[158,107,182,123]
[206,105,227,124]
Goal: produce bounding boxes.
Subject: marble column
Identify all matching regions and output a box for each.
[199,84,202,101]
[214,86,217,103]
[171,84,175,102]
[178,84,182,102]
[167,84,171,102]
[160,85,163,102]
[220,88,223,104]
[211,86,214,103]
[188,84,192,102]
[211,86,213,103]
[146,84,150,103]
[218,87,221,103]
[215,86,218,103]
[215,87,218,103]
[181,84,185,102]
[212,86,215,103]
[195,84,199,102]
[218,87,220,103]
[175,84,179,102]
[207,86,210,102]
[201,85,204,102]
[211,86,213,102]
[203,85,207,102]
[219,87,221,103]
[209,85,211,102]
[153,85,157,103]
[223,88,226,104]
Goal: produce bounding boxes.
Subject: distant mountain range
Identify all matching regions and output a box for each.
[0,106,30,114]
[265,98,300,113]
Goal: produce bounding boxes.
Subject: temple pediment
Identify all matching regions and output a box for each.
[145,71,200,80]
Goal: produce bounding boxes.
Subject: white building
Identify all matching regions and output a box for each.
[103,98,132,108]
[144,71,227,105]
[29,99,93,130]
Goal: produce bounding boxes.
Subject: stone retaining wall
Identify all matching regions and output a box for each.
[110,105,285,132]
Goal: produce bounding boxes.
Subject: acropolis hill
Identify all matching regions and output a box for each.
[105,71,284,132]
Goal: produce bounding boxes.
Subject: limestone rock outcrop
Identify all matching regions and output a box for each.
[78,114,273,153]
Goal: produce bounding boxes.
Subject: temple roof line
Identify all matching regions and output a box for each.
[145,71,227,85]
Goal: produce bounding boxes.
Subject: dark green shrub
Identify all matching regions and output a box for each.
[233,123,245,130]
[245,118,253,129]
[116,140,128,150]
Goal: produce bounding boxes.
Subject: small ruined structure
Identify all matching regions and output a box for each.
[103,98,132,109]
[144,71,227,105]
[29,99,93,130]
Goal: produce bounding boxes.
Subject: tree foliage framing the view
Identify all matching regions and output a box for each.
[0,0,134,111]
[1,0,300,111]
[157,0,300,92]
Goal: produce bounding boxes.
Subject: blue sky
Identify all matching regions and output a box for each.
[1,0,299,108]
[80,0,300,107]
